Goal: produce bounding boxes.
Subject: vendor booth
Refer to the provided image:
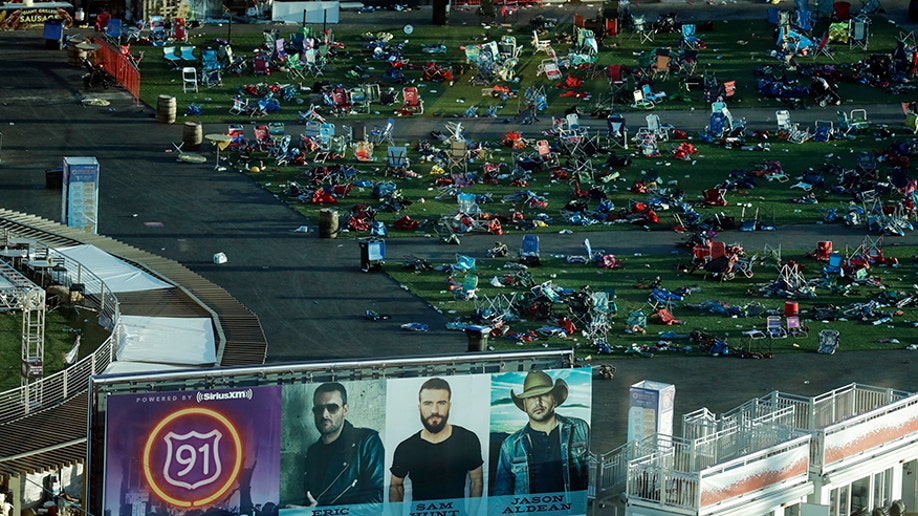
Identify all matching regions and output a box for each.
[0,1,73,30]
[272,0,338,24]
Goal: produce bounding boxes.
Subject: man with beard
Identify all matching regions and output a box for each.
[302,382,385,509]
[389,378,483,512]
[493,371,590,496]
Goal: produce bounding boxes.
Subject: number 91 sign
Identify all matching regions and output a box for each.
[142,407,243,508]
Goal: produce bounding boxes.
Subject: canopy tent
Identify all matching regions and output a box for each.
[50,244,173,292]
[116,315,216,366]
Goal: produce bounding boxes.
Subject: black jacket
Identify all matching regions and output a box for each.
[303,420,385,508]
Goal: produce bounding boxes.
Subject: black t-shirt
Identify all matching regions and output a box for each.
[526,425,563,494]
[390,425,483,501]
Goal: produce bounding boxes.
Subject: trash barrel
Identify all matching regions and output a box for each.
[182,121,203,151]
[465,325,490,352]
[43,20,63,50]
[318,208,339,238]
[784,301,799,317]
[66,39,87,66]
[358,237,386,272]
[156,95,176,124]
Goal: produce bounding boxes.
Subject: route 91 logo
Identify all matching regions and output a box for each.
[142,407,243,508]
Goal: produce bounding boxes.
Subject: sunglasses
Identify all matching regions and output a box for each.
[312,403,342,415]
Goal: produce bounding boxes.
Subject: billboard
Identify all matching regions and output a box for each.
[101,367,591,516]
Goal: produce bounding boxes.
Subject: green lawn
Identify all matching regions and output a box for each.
[0,307,106,392]
[387,244,918,359]
[24,7,911,368]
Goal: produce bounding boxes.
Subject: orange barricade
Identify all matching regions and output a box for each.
[89,37,141,101]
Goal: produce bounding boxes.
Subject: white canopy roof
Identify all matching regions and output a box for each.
[51,244,172,292]
[101,360,193,376]
[116,315,216,366]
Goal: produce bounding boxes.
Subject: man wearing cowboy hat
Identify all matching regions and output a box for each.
[493,370,590,496]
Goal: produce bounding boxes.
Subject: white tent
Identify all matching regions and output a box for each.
[51,244,172,293]
[116,315,216,366]
[101,360,195,376]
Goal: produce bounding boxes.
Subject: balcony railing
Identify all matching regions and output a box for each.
[0,255,119,424]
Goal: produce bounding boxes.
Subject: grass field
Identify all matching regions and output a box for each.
[2,6,904,378]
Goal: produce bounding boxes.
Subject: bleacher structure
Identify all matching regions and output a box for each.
[139,0,190,22]
[591,383,918,515]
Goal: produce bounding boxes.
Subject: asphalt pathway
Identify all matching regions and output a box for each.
[0,1,917,454]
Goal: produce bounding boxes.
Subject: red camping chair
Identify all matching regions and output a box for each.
[95,11,112,31]
[833,1,851,20]
[815,241,832,261]
[652,309,683,325]
[400,87,424,115]
[173,17,187,42]
[702,188,727,206]
[710,241,727,260]
[331,87,352,115]
[605,18,618,36]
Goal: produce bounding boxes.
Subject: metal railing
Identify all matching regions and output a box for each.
[815,391,918,471]
[0,253,119,424]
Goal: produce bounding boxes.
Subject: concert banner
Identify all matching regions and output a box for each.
[103,386,281,516]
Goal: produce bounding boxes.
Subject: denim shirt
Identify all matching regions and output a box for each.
[493,414,590,495]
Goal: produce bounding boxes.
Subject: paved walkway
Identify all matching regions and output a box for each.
[0,0,917,454]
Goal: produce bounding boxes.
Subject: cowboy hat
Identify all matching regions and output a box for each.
[510,371,568,411]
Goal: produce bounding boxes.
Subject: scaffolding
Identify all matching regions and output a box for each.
[0,258,46,407]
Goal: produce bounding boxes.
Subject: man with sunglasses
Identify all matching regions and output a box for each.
[303,382,385,510]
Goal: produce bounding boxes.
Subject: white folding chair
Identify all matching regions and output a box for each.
[181,67,198,93]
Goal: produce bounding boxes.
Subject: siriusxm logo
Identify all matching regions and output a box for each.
[196,389,253,403]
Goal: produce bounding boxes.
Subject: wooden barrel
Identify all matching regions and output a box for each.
[182,121,203,151]
[66,43,87,66]
[318,209,339,238]
[156,95,176,124]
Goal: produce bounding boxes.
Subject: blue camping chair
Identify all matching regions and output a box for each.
[105,18,123,43]
[823,252,844,276]
[519,235,541,266]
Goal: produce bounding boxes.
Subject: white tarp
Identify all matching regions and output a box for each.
[116,315,216,366]
[272,1,339,24]
[51,244,172,292]
[101,361,194,376]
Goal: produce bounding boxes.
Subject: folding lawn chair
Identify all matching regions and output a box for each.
[447,141,469,173]
[633,15,655,44]
[680,24,700,50]
[178,45,197,65]
[644,113,668,142]
[787,316,808,337]
[531,30,555,57]
[849,108,869,130]
[370,118,395,145]
[813,120,834,142]
[776,110,793,133]
[766,315,787,339]
[651,52,671,81]
[385,146,408,175]
[625,311,647,334]
[400,87,424,115]
[181,67,198,93]
[303,48,324,77]
[817,329,840,354]
[813,32,834,60]
[105,18,123,44]
[162,46,182,69]
[849,14,869,50]
[519,235,541,266]
[631,88,655,110]
[538,58,563,81]
[606,114,627,149]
